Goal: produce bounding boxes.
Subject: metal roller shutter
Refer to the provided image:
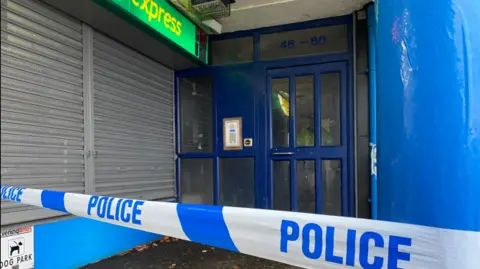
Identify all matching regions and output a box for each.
[93,31,175,200]
[1,0,84,225]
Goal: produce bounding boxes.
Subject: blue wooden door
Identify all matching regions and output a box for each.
[267,62,350,216]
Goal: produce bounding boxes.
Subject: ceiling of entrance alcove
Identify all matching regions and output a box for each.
[218,0,372,33]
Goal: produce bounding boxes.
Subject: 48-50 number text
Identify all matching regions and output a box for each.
[280,35,327,49]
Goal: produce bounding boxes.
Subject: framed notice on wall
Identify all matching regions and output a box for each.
[1,226,34,269]
[223,117,243,150]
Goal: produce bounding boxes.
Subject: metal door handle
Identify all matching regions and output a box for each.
[272,152,294,156]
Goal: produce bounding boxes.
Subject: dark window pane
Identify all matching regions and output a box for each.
[219,158,255,208]
[322,160,342,215]
[295,75,315,147]
[296,160,316,213]
[273,161,290,211]
[271,78,290,147]
[180,158,213,204]
[212,37,253,65]
[260,25,348,60]
[179,77,213,153]
[321,73,341,146]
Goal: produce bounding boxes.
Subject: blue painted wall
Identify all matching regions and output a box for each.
[215,67,258,158]
[376,0,480,231]
[34,218,161,269]
[214,66,266,207]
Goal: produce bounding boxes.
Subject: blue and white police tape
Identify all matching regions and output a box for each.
[1,185,479,269]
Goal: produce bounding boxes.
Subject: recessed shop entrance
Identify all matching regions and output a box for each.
[177,16,358,217]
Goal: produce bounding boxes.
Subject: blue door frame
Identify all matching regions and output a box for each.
[267,62,350,215]
[175,15,355,217]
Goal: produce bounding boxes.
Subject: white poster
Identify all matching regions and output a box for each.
[1,226,34,269]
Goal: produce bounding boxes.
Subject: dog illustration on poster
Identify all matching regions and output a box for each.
[9,238,24,257]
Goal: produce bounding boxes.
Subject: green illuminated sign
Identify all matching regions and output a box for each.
[103,0,200,60]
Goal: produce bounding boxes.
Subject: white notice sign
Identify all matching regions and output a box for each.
[1,226,34,269]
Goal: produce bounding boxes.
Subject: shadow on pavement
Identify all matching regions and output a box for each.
[81,237,302,269]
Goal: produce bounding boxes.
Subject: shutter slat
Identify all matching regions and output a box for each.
[0,0,84,225]
[93,32,175,201]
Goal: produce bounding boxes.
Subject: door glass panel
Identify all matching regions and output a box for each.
[180,158,213,204]
[273,161,290,211]
[322,160,342,215]
[321,73,341,146]
[271,78,290,147]
[296,160,315,213]
[179,76,213,152]
[219,158,255,208]
[295,75,315,147]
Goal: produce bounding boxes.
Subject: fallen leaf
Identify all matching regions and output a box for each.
[135,244,149,252]
[115,250,131,256]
